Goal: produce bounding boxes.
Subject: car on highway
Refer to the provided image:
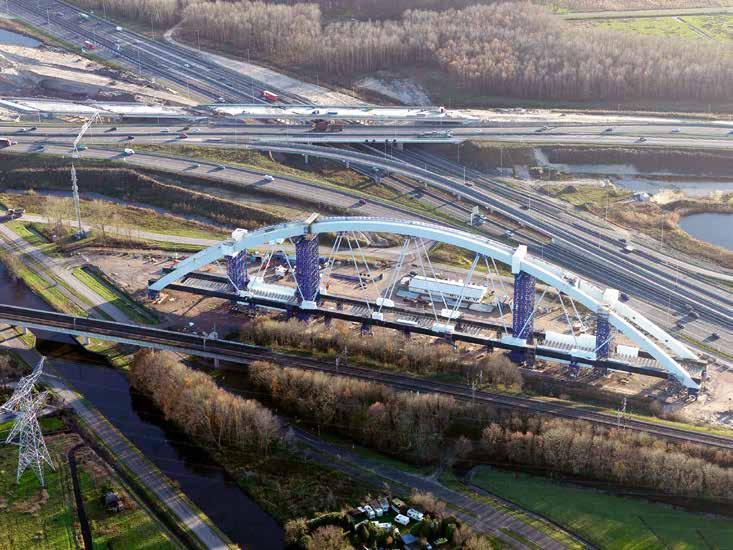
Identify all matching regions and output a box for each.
[217,97,226,103]
[182,126,191,131]
[17,128,27,133]
[191,163,200,169]
[123,148,135,156]
[77,144,88,151]
[183,63,191,68]
[602,127,613,133]
[161,128,170,133]
[192,128,200,133]
[710,332,720,341]
[637,137,647,143]
[622,244,635,253]
[179,133,189,139]
[728,130,733,136]
[357,198,367,206]
[215,165,225,171]
[536,126,549,132]
[108,126,117,132]
[671,128,680,133]
[504,229,514,238]
[263,175,274,182]
[619,292,630,302]
[28,126,37,132]
[127,135,135,140]
[36,145,45,152]
[115,26,123,31]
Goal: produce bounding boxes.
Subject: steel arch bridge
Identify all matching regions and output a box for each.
[148,216,701,392]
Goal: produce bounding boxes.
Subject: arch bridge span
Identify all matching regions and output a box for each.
[148,216,701,391]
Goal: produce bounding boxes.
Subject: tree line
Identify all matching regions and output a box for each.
[240,317,523,389]
[130,349,282,453]
[178,1,733,102]
[69,1,733,103]
[247,360,733,498]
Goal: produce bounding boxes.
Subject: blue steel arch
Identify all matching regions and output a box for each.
[149,217,700,390]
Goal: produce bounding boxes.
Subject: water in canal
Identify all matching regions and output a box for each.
[679,212,733,252]
[0,265,284,549]
[0,28,41,47]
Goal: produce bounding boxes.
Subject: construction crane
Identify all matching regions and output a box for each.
[69,112,100,238]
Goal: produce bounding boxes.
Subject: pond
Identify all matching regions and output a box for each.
[679,212,733,252]
[0,28,41,48]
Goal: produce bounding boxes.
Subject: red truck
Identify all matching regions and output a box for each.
[260,90,279,102]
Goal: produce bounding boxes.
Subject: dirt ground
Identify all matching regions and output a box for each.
[0,39,195,111]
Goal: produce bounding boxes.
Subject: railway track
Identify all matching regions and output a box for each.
[0,304,730,450]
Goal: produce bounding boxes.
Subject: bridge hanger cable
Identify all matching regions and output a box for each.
[378,238,410,314]
[490,257,510,311]
[351,232,382,306]
[344,234,372,314]
[449,253,481,321]
[321,232,344,293]
[484,257,509,337]
[557,292,579,349]
[413,238,441,324]
[283,238,306,302]
[569,296,587,333]
[517,287,548,341]
[418,238,449,311]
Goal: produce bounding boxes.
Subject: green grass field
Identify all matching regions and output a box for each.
[595,15,733,44]
[71,266,157,325]
[0,193,226,241]
[471,466,733,550]
[0,424,76,550]
[76,467,175,549]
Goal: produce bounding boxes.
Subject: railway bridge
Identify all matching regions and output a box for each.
[148,216,703,393]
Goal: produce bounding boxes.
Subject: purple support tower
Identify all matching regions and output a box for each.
[512,271,536,342]
[295,235,320,309]
[595,310,612,359]
[227,250,249,292]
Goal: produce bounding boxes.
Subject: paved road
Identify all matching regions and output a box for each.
[0,338,231,549]
[293,427,589,549]
[0,222,130,321]
[18,213,220,247]
[561,7,733,20]
[5,136,730,361]
[4,122,733,149]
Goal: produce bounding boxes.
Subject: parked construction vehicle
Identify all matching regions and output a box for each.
[311,119,345,132]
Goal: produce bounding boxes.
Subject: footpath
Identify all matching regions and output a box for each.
[2,340,232,550]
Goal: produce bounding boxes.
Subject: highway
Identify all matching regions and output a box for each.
[4,134,731,355]
[5,2,731,358]
[3,122,733,149]
[0,303,730,449]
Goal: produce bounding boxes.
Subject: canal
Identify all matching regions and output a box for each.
[0,265,284,549]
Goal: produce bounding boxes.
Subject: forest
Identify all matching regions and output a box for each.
[179,1,733,102]
[247,360,733,498]
[71,0,733,104]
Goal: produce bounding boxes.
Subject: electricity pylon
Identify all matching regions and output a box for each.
[1,358,55,486]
